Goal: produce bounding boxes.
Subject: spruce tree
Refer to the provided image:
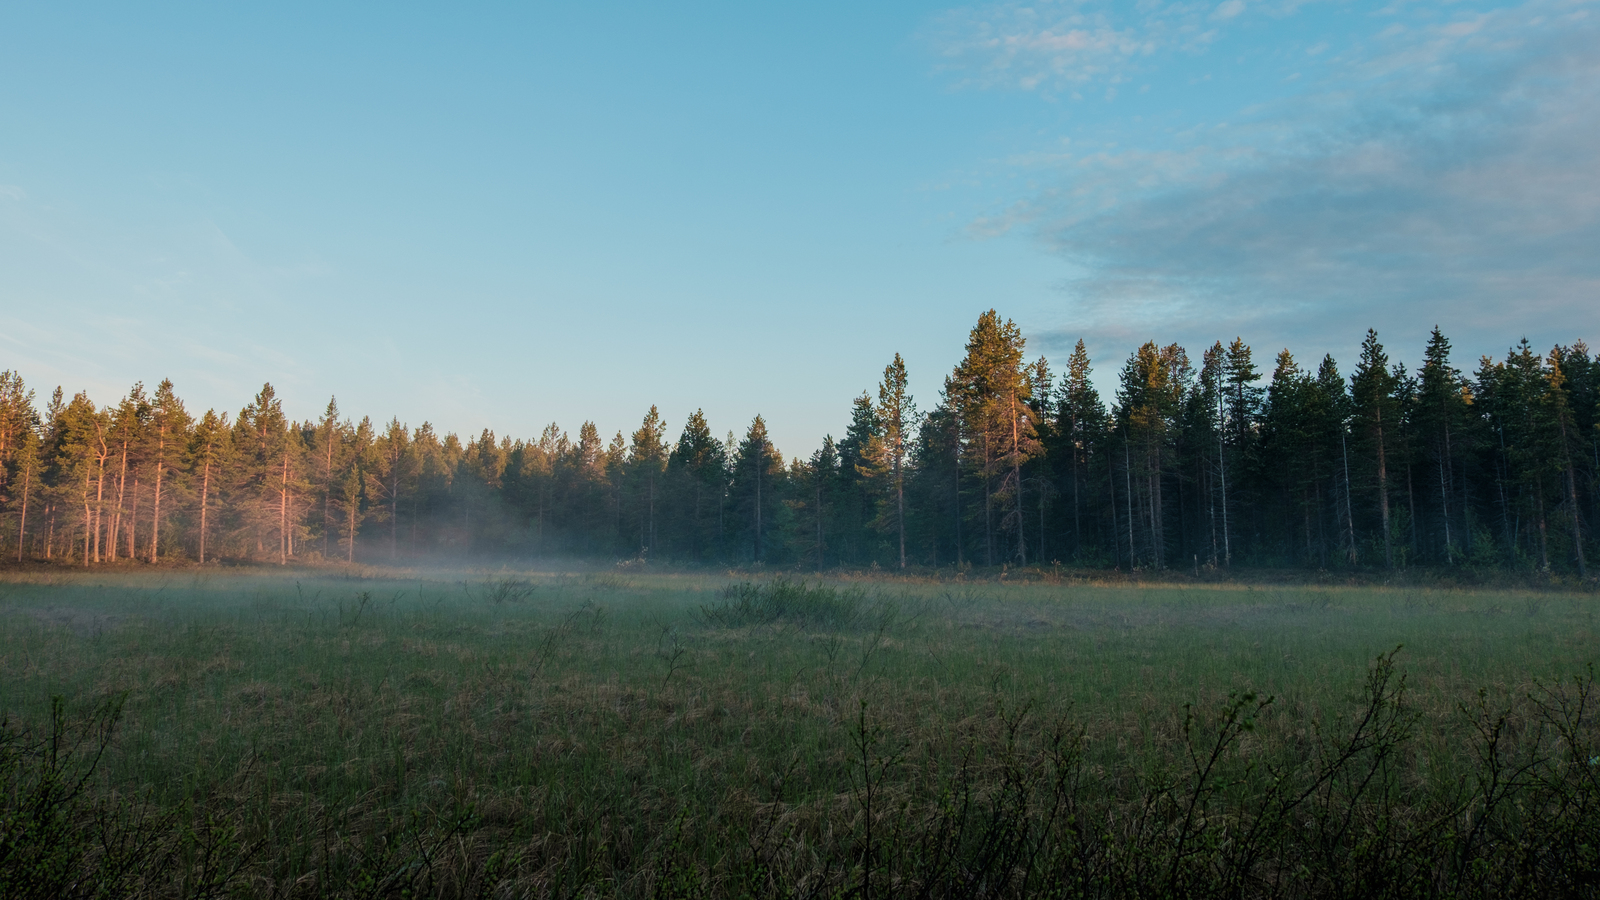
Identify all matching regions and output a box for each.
[730,416,783,563]
[1057,340,1106,562]
[667,410,727,561]
[1351,330,1400,567]
[1417,328,1469,561]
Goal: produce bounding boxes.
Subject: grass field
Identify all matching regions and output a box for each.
[1,568,1597,898]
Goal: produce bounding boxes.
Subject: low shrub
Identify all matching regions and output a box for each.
[697,578,869,629]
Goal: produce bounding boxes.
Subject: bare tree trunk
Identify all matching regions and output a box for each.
[1071,441,1081,559]
[391,467,400,561]
[127,476,140,559]
[1375,409,1392,567]
[324,428,336,557]
[150,426,166,562]
[279,454,290,565]
[1556,410,1587,578]
[1535,475,1550,570]
[110,442,128,562]
[754,444,763,562]
[983,432,993,567]
[1568,462,1586,578]
[953,438,962,567]
[199,460,211,564]
[16,464,31,563]
[82,470,94,567]
[816,477,825,568]
[896,456,906,569]
[1012,396,1025,567]
[1218,381,1231,566]
[1438,455,1453,563]
[1342,429,1357,564]
[1124,436,1135,568]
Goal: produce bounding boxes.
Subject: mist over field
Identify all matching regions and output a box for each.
[4,0,1599,895]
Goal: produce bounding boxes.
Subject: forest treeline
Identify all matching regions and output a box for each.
[0,311,1595,575]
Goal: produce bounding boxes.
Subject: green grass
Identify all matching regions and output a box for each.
[0,568,1596,898]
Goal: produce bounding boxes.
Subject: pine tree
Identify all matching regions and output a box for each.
[871,354,917,569]
[947,310,1035,566]
[233,384,303,564]
[1543,348,1587,577]
[626,406,669,557]
[1114,342,1189,568]
[146,379,190,563]
[46,392,111,565]
[0,372,39,559]
[186,410,231,564]
[312,398,347,557]
[11,428,40,562]
[372,418,415,561]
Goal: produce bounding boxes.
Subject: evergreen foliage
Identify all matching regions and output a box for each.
[1,314,1597,574]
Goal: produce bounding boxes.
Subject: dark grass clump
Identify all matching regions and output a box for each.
[698,578,870,629]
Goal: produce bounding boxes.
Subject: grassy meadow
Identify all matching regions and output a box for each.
[1,567,1597,898]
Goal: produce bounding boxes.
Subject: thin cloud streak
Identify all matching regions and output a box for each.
[968,0,1600,362]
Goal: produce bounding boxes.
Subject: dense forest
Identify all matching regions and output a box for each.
[1,311,1595,576]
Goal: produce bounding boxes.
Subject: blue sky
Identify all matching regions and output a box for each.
[2,1,1596,456]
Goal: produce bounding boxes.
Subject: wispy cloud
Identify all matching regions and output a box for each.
[926,0,1282,91]
[954,0,1600,360]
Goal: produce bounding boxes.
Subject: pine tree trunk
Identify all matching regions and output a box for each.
[16,465,30,563]
[816,478,825,568]
[1535,475,1550,570]
[1124,437,1135,568]
[1218,386,1231,566]
[150,429,166,563]
[199,461,211,564]
[127,477,139,559]
[111,443,128,562]
[896,460,906,569]
[953,439,962,567]
[983,432,993,566]
[1071,441,1081,559]
[1012,397,1025,567]
[391,469,400,561]
[1556,410,1587,578]
[1376,409,1392,567]
[1342,429,1357,564]
[280,454,290,565]
[1568,463,1586,578]
[93,450,108,564]
[1108,445,1119,569]
[754,446,763,562]
[1406,463,1417,564]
